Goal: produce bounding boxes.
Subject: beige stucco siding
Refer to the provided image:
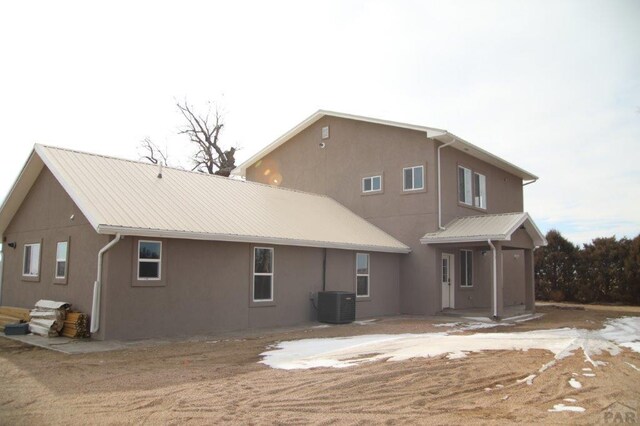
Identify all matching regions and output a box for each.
[1,168,109,338]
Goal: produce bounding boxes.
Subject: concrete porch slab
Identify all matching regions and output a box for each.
[440,305,531,320]
[2,334,131,354]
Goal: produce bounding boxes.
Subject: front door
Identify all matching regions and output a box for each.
[441,253,455,309]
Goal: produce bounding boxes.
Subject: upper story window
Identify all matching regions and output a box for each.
[321,126,330,139]
[23,243,41,277]
[55,241,68,279]
[253,247,274,302]
[474,172,487,209]
[138,240,162,280]
[459,166,487,209]
[458,166,472,205]
[356,253,370,297]
[403,165,424,191]
[362,175,382,193]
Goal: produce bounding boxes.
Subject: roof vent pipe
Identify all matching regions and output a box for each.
[90,234,123,334]
[157,163,163,179]
[437,136,456,230]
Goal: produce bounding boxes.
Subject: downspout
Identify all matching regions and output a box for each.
[488,239,498,319]
[322,248,327,291]
[437,138,456,230]
[90,233,123,334]
[0,245,4,306]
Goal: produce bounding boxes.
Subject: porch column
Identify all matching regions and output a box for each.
[491,242,504,319]
[524,248,535,312]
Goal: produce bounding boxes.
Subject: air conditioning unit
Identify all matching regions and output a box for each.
[317,291,356,324]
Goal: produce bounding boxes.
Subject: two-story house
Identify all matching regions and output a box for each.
[236,110,546,319]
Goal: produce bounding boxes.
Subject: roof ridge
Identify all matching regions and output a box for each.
[37,143,334,200]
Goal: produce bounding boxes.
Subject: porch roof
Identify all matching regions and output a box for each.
[420,212,547,247]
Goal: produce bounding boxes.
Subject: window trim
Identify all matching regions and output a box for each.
[362,175,382,193]
[137,240,162,281]
[403,165,425,192]
[355,252,370,298]
[253,247,274,302]
[460,249,473,288]
[54,240,69,282]
[22,242,41,279]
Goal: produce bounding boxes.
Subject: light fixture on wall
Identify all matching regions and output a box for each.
[8,242,16,249]
[481,250,488,256]
[319,142,326,148]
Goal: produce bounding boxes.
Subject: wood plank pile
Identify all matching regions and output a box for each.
[0,306,31,332]
[62,312,90,338]
[29,300,71,337]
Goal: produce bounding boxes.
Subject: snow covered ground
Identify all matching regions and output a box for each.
[260,317,640,371]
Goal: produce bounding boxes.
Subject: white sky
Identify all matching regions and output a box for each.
[0,0,638,245]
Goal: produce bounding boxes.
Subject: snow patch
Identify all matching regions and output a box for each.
[517,374,537,385]
[564,398,577,403]
[569,378,582,389]
[583,373,595,377]
[625,362,640,372]
[548,404,585,413]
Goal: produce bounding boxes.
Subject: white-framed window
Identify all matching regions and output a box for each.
[362,175,382,193]
[474,172,487,209]
[137,240,162,280]
[458,166,472,205]
[23,243,41,277]
[55,241,68,279]
[253,247,274,302]
[460,250,473,287]
[356,253,370,297]
[321,126,330,139]
[403,165,424,191]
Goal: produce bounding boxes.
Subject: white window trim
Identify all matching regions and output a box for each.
[137,240,162,281]
[458,166,473,205]
[356,253,370,298]
[253,247,274,302]
[460,249,473,287]
[403,165,424,191]
[55,241,68,280]
[474,172,487,209]
[22,243,41,277]
[362,175,382,193]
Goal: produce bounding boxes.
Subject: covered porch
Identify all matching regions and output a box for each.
[421,212,547,320]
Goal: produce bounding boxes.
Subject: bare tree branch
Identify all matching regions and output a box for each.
[139,137,168,166]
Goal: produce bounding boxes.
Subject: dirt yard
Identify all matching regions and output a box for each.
[1,304,639,425]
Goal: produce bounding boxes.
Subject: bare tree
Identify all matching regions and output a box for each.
[176,101,237,177]
[139,137,169,166]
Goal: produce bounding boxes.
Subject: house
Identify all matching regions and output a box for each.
[236,110,546,319]
[0,145,408,340]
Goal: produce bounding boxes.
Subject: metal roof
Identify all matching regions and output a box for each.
[0,145,410,253]
[420,212,547,247]
[234,110,538,181]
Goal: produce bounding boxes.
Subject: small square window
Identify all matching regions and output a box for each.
[362,175,382,193]
[321,126,329,139]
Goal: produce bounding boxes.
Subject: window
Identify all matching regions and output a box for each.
[362,175,382,193]
[138,241,161,280]
[23,243,41,277]
[460,250,473,287]
[356,253,370,297]
[403,165,424,191]
[321,126,329,139]
[474,172,486,209]
[458,166,472,205]
[253,247,274,301]
[55,241,68,279]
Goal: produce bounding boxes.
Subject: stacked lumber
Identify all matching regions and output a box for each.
[62,312,90,338]
[28,300,70,337]
[0,306,31,332]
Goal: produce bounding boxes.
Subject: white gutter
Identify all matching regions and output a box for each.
[488,239,498,319]
[437,136,456,230]
[523,178,538,186]
[90,234,123,334]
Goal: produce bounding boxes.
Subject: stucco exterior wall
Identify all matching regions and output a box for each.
[244,116,528,315]
[1,168,109,338]
[103,238,401,341]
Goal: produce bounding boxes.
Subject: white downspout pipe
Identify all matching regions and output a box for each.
[488,239,498,319]
[90,234,122,334]
[437,137,456,230]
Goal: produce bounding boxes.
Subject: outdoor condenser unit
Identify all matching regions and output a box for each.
[317,291,356,324]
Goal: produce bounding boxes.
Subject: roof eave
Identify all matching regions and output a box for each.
[420,235,509,244]
[97,225,412,254]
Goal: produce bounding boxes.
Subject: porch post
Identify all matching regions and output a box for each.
[524,248,535,312]
[490,242,504,319]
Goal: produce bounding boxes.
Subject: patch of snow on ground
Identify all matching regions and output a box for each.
[259,317,640,371]
[434,322,461,328]
[625,362,640,372]
[569,378,582,389]
[564,398,577,403]
[582,367,592,371]
[583,373,595,377]
[354,319,377,325]
[548,404,585,413]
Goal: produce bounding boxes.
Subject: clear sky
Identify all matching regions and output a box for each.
[0,0,638,245]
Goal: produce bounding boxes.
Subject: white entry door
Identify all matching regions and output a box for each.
[441,253,455,309]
